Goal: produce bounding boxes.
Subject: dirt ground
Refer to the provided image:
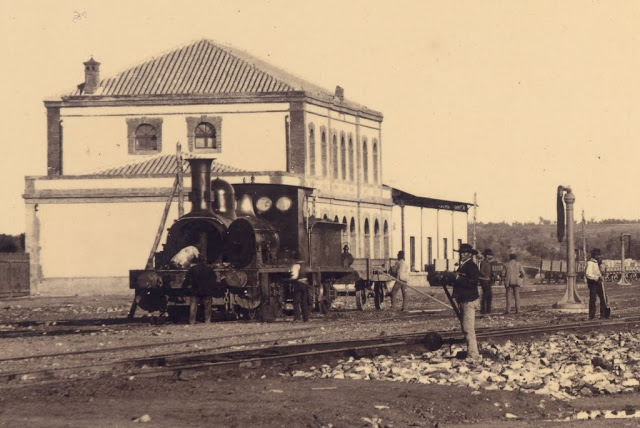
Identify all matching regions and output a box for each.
[1,282,639,427]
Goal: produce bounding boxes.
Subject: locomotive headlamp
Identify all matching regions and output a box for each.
[256,196,273,213]
[276,196,292,212]
[136,271,162,288]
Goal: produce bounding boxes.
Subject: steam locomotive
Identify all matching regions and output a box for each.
[129,157,357,322]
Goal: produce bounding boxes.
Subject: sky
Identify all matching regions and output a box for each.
[1,0,640,234]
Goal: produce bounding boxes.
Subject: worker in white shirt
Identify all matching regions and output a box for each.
[390,251,410,311]
[585,248,608,319]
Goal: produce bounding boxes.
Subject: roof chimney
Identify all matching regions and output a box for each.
[334,85,344,101]
[83,57,101,95]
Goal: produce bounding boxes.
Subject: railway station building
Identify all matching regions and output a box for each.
[24,39,471,295]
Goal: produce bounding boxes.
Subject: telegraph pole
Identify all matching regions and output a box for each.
[582,210,587,263]
[472,192,477,250]
[617,234,632,285]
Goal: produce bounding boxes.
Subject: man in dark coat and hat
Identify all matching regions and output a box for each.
[181,255,216,324]
[453,243,481,360]
[478,249,495,314]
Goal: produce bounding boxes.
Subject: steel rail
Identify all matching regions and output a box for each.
[0,309,446,363]
[2,315,639,387]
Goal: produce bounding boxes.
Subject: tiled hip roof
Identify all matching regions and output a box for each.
[91,154,244,176]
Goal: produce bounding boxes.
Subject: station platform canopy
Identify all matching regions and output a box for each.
[391,188,472,213]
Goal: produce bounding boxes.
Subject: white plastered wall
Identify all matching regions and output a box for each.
[29,200,180,295]
[60,104,289,174]
[38,202,176,278]
[391,205,469,272]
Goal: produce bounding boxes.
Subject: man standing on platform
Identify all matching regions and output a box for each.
[452,243,481,360]
[478,249,495,314]
[390,251,410,311]
[502,253,526,314]
[289,261,310,322]
[585,248,609,319]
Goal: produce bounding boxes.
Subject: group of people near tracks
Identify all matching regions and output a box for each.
[409,243,612,363]
[172,238,612,364]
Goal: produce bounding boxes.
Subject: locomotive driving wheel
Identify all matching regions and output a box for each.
[355,289,367,310]
[355,283,368,311]
[258,295,281,322]
[374,281,386,310]
[319,281,334,314]
[257,279,283,323]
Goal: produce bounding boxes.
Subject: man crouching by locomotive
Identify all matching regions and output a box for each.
[289,260,310,322]
[453,243,481,361]
[181,255,216,324]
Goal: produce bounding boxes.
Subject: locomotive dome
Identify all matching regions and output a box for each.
[211,177,235,216]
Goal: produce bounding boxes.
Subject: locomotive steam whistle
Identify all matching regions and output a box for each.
[553,186,586,311]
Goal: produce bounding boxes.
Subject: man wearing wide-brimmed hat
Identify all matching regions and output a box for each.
[453,243,481,360]
[585,248,608,319]
[479,249,495,314]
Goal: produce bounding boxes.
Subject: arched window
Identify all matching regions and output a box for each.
[340,134,346,180]
[348,136,354,181]
[334,215,339,223]
[322,214,329,220]
[308,125,316,176]
[373,140,379,183]
[185,116,222,152]
[362,139,369,183]
[332,134,339,179]
[321,130,328,177]
[383,220,390,258]
[128,117,163,154]
[135,124,158,151]
[364,218,371,258]
[374,219,381,258]
[195,122,217,149]
[342,216,349,249]
[350,218,357,255]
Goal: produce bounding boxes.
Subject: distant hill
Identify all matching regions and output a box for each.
[470,222,640,266]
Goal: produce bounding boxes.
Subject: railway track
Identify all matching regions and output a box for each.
[3,314,639,387]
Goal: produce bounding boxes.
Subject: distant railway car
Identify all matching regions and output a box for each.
[129,157,357,322]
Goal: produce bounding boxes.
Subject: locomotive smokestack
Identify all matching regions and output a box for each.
[187,158,214,215]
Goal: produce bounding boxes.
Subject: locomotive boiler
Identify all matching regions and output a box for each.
[129,157,357,322]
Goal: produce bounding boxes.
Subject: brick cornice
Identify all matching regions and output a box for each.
[44,91,383,122]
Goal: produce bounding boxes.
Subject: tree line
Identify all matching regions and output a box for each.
[471,220,640,264]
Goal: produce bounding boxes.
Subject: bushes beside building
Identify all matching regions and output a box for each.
[0,234,25,253]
